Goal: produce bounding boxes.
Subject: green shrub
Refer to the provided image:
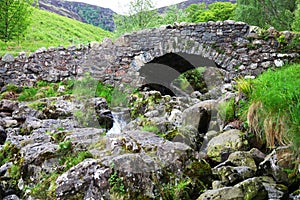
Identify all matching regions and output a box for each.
[218,98,235,123]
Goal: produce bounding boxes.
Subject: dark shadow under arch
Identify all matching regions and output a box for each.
[138,52,219,96]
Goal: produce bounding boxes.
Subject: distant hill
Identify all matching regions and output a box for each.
[39,0,116,31]
[0,8,112,56]
[158,0,236,13]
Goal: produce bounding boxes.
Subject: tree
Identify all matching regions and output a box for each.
[159,5,186,25]
[183,2,236,23]
[114,0,160,35]
[292,0,300,31]
[0,0,35,43]
[234,0,297,31]
[183,3,206,22]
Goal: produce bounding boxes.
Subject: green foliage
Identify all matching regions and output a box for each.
[29,139,92,199]
[159,5,187,25]
[183,3,206,22]
[142,125,160,133]
[218,98,235,123]
[109,170,125,195]
[173,67,207,93]
[29,172,59,200]
[0,0,35,43]
[114,0,159,36]
[235,77,253,97]
[0,142,20,165]
[10,80,73,101]
[244,64,300,150]
[0,7,111,56]
[183,2,236,23]
[234,0,296,31]
[293,1,300,31]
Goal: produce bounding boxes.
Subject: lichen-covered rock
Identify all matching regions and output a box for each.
[227,151,257,172]
[213,165,256,186]
[56,159,111,200]
[197,186,244,200]
[207,129,248,162]
[198,177,267,200]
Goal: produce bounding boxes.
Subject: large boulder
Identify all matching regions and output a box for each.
[198,177,268,200]
[206,129,248,162]
[56,159,111,200]
[259,146,295,184]
[182,100,218,134]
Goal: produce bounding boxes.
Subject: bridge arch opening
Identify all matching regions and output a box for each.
[138,52,225,96]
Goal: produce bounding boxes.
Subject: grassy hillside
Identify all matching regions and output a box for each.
[0,8,112,56]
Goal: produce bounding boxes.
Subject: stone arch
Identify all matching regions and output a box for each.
[130,38,232,95]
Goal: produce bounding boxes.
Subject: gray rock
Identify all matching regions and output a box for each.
[198,177,268,200]
[227,151,257,172]
[207,129,248,162]
[0,126,7,145]
[56,159,111,200]
[1,53,14,62]
[0,100,18,113]
[259,147,293,184]
[182,100,218,134]
[3,194,20,200]
[64,128,105,151]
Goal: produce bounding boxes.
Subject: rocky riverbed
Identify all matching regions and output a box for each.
[0,67,299,200]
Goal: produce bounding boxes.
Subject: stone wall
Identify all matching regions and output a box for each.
[0,20,299,87]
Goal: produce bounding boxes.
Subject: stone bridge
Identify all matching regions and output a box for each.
[0,20,299,94]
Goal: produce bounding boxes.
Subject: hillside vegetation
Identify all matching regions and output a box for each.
[0,8,112,56]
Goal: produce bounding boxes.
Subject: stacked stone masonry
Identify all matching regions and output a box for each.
[0,20,299,87]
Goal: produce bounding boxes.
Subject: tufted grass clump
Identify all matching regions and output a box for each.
[245,63,300,151]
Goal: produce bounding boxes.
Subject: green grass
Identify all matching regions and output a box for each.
[242,63,300,151]
[0,7,112,56]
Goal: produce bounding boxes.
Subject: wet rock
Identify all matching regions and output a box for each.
[207,129,248,162]
[56,159,111,200]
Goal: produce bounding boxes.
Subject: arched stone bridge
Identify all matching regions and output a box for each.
[0,20,299,92]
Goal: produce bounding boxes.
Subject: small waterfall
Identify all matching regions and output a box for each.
[107,110,129,135]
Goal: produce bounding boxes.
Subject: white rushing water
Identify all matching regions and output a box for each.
[107,111,128,135]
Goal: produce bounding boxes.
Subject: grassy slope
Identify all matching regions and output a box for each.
[0,8,112,56]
